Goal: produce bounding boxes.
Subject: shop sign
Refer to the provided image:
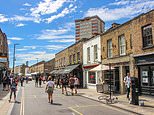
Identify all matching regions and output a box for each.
[0,58,7,62]
[142,78,148,83]
[142,71,148,76]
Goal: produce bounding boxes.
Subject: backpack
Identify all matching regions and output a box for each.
[11,82,17,90]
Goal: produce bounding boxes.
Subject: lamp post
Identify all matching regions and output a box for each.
[12,43,19,76]
[109,63,112,100]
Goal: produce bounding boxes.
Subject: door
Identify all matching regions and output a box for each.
[115,67,120,93]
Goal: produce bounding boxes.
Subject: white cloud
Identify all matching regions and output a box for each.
[45,45,67,50]
[49,39,75,43]
[7,40,11,45]
[0,14,8,23]
[23,3,32,7]
[85,0,154,22]
[10,15,41,23]
[36,28,74,40]
[8,37,24,41]
[45,5,77,23]
[30,0,67,17]
[16,48,27,51]
[16,23,25,27]
[23,46,37,50]
[16,52,55,63]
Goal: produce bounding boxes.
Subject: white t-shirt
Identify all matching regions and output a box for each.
[47,81,54,87]
[124,76,131,88]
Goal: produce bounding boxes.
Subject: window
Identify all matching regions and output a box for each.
[77,52,80,61]
[73,54,76,63]
[69,55,72,64]
[142,24,153,48]
[119,35,126,55]
[63,57,65,66]
[94,45,98,61]
[130,34,133,49]
[107,39,112,58]
[88,72,96,84]
[87,47,90,62]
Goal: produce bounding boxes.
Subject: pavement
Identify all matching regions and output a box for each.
[68,88,154,115]
[0,82,154,115]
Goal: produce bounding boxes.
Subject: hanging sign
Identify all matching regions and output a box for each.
[142,71,148,76]
[142,78,148,83]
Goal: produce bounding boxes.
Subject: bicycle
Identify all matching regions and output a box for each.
[98,93,118,104]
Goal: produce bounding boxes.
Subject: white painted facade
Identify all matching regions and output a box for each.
[83,35,102,89]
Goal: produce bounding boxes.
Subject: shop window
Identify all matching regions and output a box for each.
[107,39,112,58]
[88,72,96,84]
[142,24,153,48]
[119,34,126,56]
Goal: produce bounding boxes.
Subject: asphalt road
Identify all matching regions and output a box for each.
[10,81,135,115]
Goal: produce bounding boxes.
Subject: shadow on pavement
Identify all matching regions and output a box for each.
[15,101,21,104]
[143,105,154,108]
[51,103,62,106]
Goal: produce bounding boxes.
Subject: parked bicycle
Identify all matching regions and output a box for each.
[98,94,118,104]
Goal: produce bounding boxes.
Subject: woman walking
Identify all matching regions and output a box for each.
[45,76,54,104]
[9,77,18,102]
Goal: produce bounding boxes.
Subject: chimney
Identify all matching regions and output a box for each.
[112,23,120,28]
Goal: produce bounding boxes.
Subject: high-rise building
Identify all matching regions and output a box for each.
[75,15,105,41]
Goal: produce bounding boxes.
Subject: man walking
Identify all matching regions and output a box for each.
[124,73,131,100]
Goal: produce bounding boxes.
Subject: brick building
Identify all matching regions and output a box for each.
[132,10,154,96]
[101,10,154,95]
[54,40,83,87]
[0,29,9,84]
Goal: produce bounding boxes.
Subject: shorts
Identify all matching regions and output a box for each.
[74,85,78,88]
[47,87,53,94]
[70,85,74,89]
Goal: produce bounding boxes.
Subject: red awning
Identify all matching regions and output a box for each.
[83,64,99,69]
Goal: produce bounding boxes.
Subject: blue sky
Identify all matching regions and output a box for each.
[0,0,154,68]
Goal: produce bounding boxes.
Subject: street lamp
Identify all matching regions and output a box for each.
[12,43,19,76]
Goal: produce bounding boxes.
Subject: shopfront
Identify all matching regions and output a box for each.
[135,54,154,96]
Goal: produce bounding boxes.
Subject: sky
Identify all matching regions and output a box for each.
[0,0,154,68]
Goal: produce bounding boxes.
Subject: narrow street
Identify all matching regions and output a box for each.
[9,81,134,115]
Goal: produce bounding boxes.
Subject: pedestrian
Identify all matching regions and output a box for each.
[74,75,79,94]
[69,74,75,95]
[61,75,68,95]
[35,75,39,87]
[20,76,24,87]
[43,76,46,84]
[45,76,54,104]
[39,76,42,87]
[26,76,28,84]
[124,73,131,100]
[2,76,7,91]
[56,77,61,88]
[9,77,18,102]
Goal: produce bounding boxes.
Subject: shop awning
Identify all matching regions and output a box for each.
[89,64,114,71]
[62,64,80,74]
[50,70,57,74]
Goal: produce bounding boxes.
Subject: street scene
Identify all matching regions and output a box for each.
[0,0,154,115]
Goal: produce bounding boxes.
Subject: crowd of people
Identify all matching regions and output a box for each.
[1,73,80,104]
[45,74,80,104]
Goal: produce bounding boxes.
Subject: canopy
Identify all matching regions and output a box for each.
[25,73,31,76]
[31,72,39,75]
[89,64,114,71]
[61,64,80,74]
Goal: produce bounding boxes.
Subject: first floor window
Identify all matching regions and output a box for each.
[142,24,153,48]
[107,39,112,58]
